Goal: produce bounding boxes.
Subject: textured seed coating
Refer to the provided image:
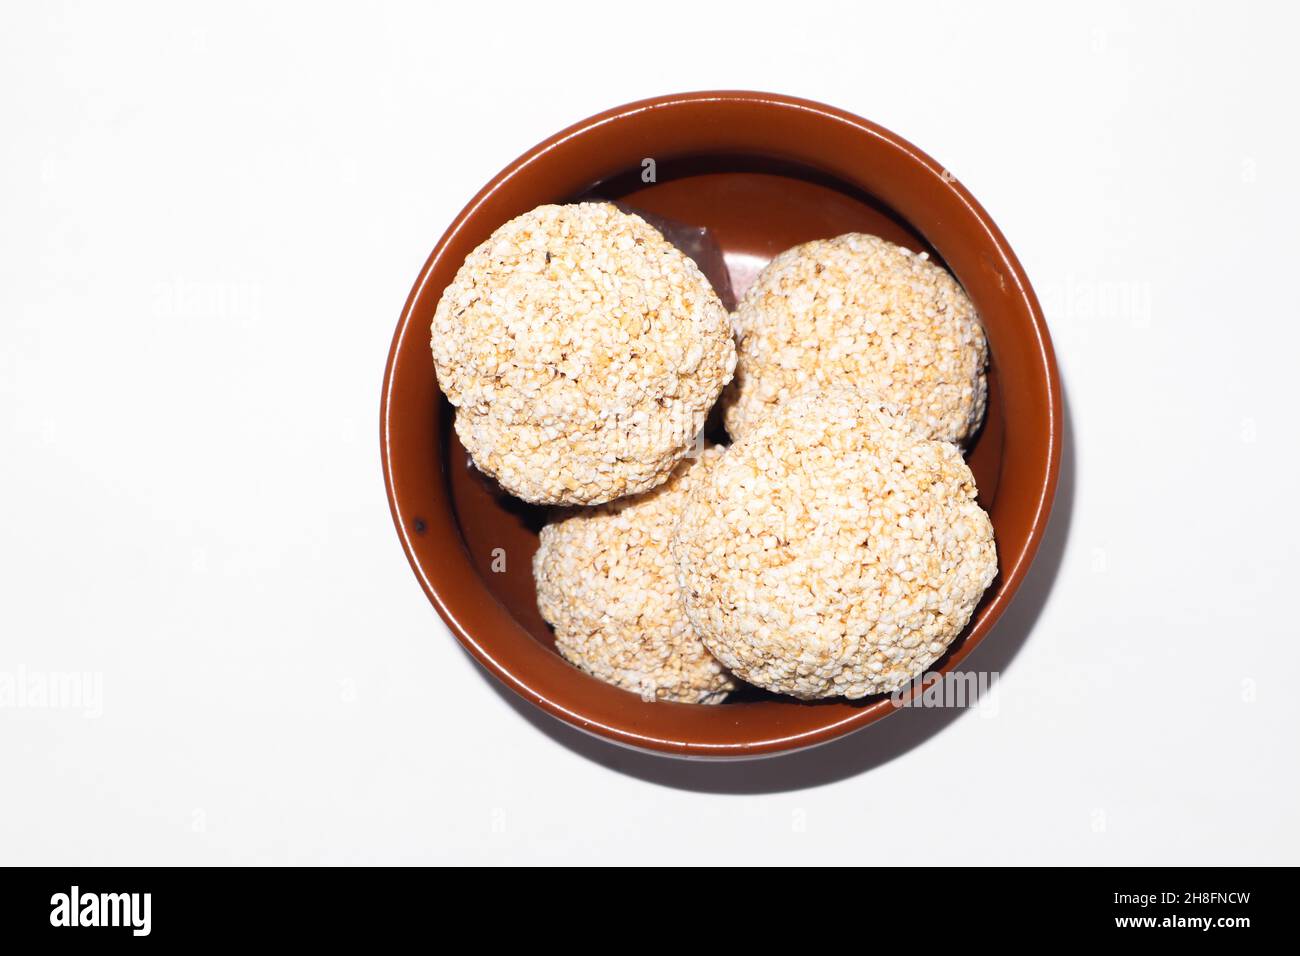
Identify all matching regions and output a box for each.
[431,202,736,505]
[674,389,997,699]
[724,233,987,445]
[534,446,734,703]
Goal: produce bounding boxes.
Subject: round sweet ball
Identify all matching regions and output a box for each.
[431,202,736,505]
[723,233,987,445]
[533,446,734,704]
[674,389,997,700]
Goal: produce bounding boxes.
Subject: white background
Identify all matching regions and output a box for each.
[3,0,1297,865]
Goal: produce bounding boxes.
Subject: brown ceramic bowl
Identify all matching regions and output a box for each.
[381,91,1061,759]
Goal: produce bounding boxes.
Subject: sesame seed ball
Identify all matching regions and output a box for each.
[723,233,987,445]
[431,202,736,505]
[673,389,997,700]
[533,446,734,704]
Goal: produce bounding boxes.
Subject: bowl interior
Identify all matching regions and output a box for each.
[384,92,1057,756]
[446,157,1005,702]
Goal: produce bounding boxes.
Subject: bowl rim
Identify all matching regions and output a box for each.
[381,90,1062,759]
